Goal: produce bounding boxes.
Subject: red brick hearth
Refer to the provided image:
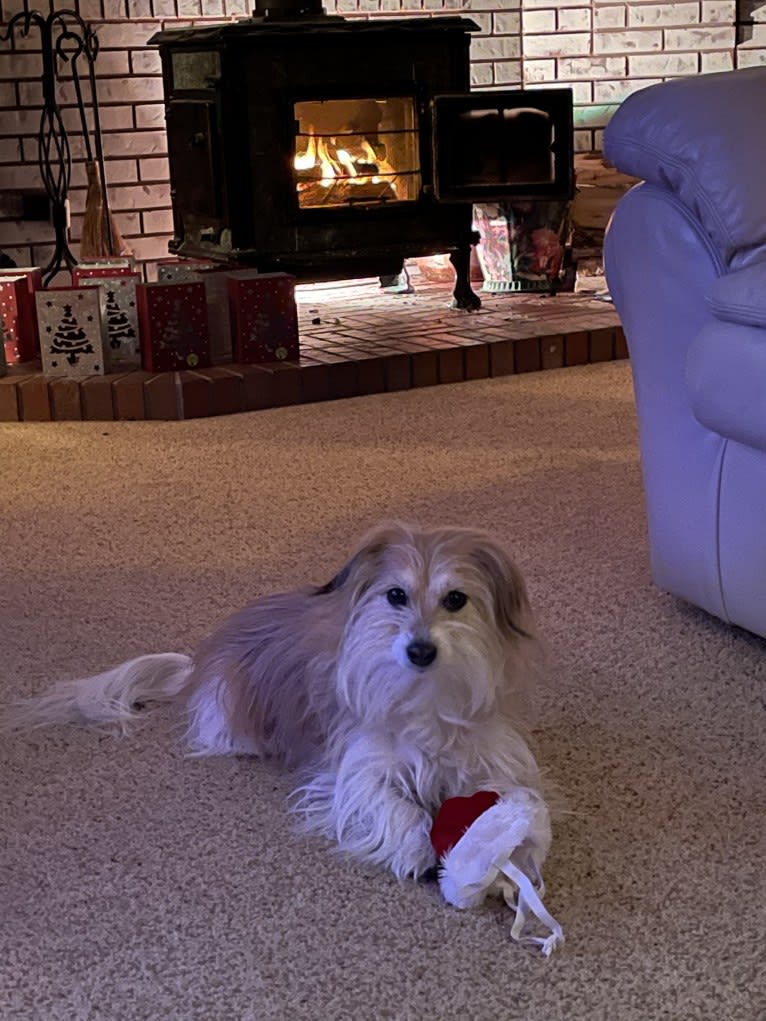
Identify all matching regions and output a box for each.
[0,277,624,423]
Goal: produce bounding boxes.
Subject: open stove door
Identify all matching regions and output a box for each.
[431,88,574,204]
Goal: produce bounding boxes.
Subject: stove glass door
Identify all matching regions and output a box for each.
[293,97,421,209]
[432,88,574,203]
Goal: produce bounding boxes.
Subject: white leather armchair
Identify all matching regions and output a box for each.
[604,67,766,638]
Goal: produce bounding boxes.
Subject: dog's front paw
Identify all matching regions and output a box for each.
[389,819,438,881]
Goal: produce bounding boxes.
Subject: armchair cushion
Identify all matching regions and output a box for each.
[709,262,766,329]
[603,67,766,265]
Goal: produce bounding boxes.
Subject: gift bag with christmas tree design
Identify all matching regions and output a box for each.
[80,273,141,370]
[35,287,108,376]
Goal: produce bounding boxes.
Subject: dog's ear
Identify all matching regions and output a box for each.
[470,537,532,640]
[314,522,404,600]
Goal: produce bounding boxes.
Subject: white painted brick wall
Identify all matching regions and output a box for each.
[494,11,521,33]
[739,50,766,68]
[547,0,763,148]
[0,0,764,272]
[524,57,558,79]
[701,49,735,70]
[627,51,700,74]
[595,6,626,28]
[667,26,736,48]
[593,31,664,54]
[703,1,736,21]
[559,8,592,31]
[559,54,628,77]
[525,32,592,57]
[522,9,556,31]
[628,4,701,28]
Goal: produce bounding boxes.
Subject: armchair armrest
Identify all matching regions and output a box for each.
[687,317,766,454]
[708,262,766,329]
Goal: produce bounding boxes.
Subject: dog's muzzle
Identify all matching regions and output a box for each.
[406,639,437,668]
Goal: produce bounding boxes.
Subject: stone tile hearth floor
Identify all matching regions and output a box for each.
[0,273,624,422]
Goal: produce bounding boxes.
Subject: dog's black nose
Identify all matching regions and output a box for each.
[406,639,437,668]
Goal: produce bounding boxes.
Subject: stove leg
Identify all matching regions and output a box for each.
[379,266,414,294]
[450,246,481,310]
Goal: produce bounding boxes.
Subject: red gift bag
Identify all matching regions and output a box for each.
[0,268,42,363]
[228,272,299,364]
[72,263,136,286]
[136,280,211,372]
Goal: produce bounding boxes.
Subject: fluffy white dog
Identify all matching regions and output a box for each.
[5,522,547,881]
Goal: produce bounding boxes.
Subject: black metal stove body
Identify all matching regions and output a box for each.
[151,7,573,308]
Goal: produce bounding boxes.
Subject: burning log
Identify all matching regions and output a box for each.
[296,177,398,206]
[294,128,400,206]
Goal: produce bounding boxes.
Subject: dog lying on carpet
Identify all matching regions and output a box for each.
[4,521,548,882]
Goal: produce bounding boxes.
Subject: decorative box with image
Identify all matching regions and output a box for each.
[79,273,141,370]
[35,286,108,376]
[136,280,211,372]
[228,272,299,364]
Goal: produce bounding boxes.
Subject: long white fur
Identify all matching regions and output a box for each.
[3,653,192,734]
[2,522,547,880]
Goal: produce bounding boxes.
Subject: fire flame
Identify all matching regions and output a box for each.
[294,127,398,197]
[293,132,317,171]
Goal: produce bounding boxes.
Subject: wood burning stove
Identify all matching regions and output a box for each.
[150,1,573,309]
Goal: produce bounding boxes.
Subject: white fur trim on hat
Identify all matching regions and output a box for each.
[438,787,564,956]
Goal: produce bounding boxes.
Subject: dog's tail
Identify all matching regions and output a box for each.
[0,653,193,734]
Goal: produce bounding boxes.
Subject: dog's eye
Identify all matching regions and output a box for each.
[386,587,408,608]
[443,590,468,612]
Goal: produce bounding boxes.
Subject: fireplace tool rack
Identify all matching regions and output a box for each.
[0,8,115,284]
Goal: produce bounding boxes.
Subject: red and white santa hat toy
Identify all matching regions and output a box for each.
[430,788,564,957]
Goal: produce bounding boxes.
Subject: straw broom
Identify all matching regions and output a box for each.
[71,38,132,260]
[81,158,131,259]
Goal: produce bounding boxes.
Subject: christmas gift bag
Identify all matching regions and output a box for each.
[72,260,135,285]
[0,270,42,363]
[156,257,217,283]
[0,317,7,376]
[0,266,43,290]
[79,273,141,371]
[36,286,108,376]
[228,272,299,364]
[136,280,211,372]
[194,265,246,365]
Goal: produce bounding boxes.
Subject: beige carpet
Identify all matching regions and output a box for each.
[1,361,764,1021]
